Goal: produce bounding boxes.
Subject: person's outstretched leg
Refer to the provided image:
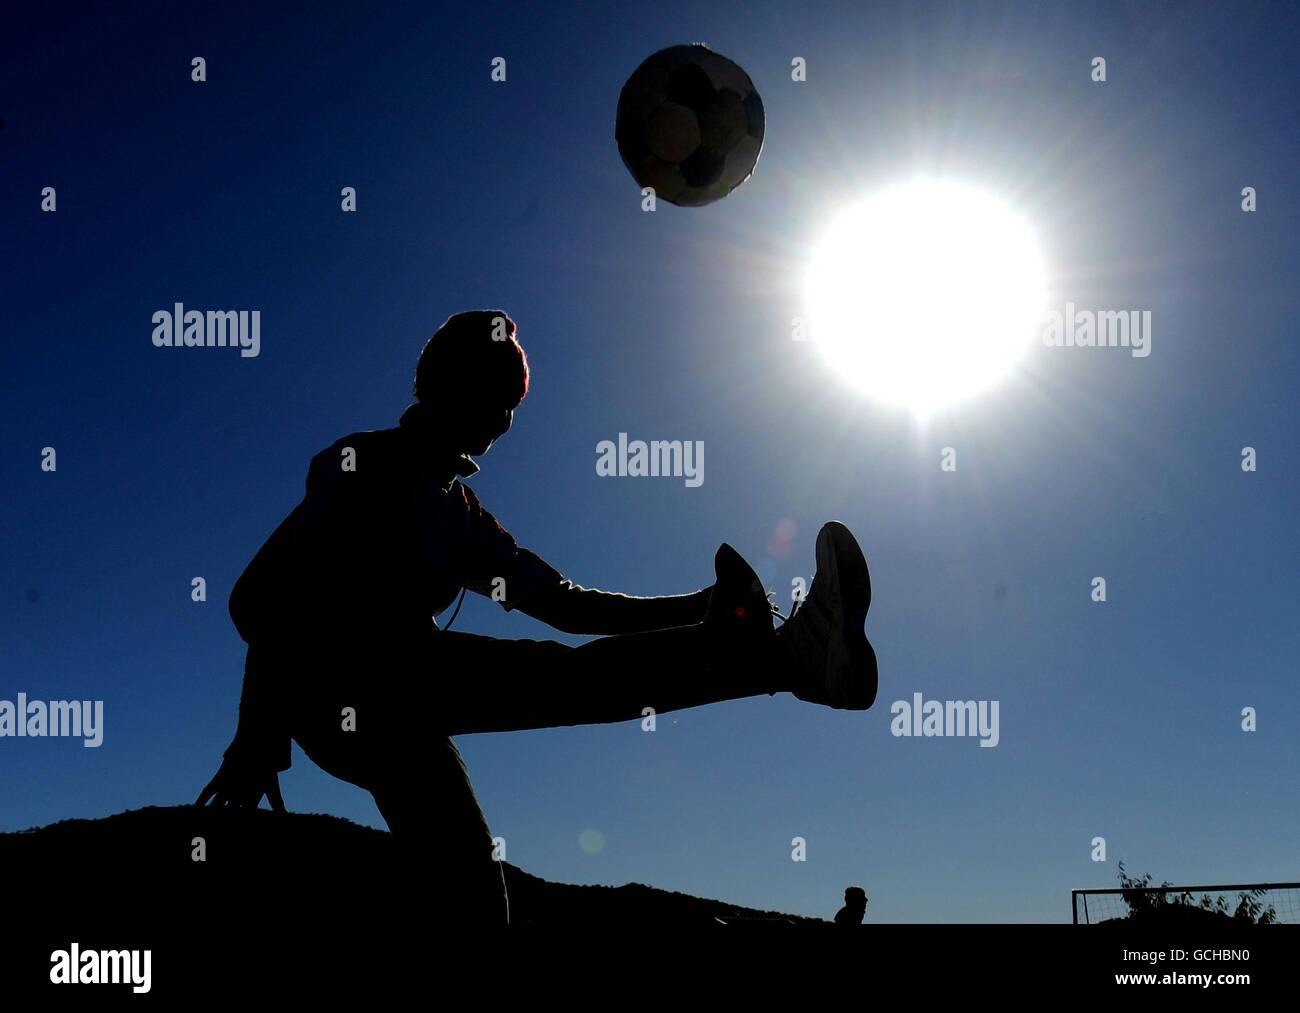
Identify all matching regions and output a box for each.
[427,623,776,735]
[426,528,878,734]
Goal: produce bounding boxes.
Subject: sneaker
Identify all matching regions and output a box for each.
[780,521,877,710]
[703,542,776,653]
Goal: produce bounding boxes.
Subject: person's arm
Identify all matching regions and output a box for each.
[224,652,292,773]
[512,566,713,636]
[456,484,713,635]
[206,441,356,806]
[195,660,290,810]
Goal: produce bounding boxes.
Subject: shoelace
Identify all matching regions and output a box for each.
[440,586,467,631]
[772,591,798,624]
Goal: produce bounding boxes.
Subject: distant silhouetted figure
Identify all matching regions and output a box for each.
[835,886,868,925]
[196,309,879,927]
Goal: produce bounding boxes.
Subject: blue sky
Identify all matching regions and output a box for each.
[2,0,1296,923]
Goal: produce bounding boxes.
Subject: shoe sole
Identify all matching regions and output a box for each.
[816,521,877,710]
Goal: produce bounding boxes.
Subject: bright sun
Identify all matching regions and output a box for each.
[805,178,1047,417]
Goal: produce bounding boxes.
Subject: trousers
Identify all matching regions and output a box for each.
[246,621,787,926]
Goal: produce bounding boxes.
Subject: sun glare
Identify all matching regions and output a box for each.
[805,178,1047,417]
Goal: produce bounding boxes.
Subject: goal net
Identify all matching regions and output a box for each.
[1072,882,1299,924]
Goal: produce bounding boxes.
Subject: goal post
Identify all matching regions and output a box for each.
[1072,881,1299,925]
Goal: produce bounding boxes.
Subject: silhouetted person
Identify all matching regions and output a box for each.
[196,310,878,927]
[835,886,868,924]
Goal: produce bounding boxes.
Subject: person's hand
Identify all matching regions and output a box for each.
[194,746,286,812]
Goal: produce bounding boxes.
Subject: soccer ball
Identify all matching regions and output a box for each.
[615,43,764,207]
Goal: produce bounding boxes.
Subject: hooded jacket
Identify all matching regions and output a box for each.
[224,405,712,768]
[229,404,711,643]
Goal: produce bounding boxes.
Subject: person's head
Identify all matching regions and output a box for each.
[413,310,529,456]
[844,886,867,910]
